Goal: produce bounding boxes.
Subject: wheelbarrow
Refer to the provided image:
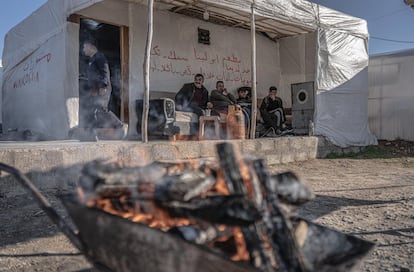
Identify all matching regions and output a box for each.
[0,162,374,272]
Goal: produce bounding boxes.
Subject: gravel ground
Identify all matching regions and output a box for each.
[0,140,413,272]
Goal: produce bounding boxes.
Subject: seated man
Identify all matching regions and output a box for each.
[210,81,237,114]
[236,86,252,106]
[236,87,252,131]
[175,73,213,135]
[259,86,286,135]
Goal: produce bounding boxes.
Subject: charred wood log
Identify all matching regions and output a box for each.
[216,143,274,272]
[154,169,216,202]
[168,224,233,245]
[253,159,306,272]
[78,160,217,202]
[78,160,166,200]
[269,172,314,205]
[290,218,374,272]
[160,195,261,226]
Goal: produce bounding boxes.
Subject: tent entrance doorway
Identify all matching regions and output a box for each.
[79,18,129,127]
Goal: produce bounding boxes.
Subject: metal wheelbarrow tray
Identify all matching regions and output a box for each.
[61,194,257,272]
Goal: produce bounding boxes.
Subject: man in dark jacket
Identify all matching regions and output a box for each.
[259,86,286,135]
[175,74,213,135]
[83,40,123,131]
[175,74,212,114]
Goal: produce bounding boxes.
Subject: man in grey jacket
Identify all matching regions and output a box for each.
[210,80,236,113]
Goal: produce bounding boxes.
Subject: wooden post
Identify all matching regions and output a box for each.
[250,2,257,139]
[142,0,154,143]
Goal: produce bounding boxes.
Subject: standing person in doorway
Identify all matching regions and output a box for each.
[82,40,124,137]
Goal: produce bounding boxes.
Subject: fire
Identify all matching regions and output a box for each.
[174,133,199,141]
[211,170,230,195]
[239,160,255,198]
[88,195,193,231]
[231,227,250,261]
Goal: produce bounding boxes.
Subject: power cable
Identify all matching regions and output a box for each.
[371,36,414,44]
[367,8,408,22]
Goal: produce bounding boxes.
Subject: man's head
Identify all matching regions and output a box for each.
[238,88,248,98]
[269,86,278,98]
[82,40,97,57]
[216,80,225,92]
[193,73,204,88]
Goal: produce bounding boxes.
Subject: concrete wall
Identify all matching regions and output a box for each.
[0,137,318,196]
[0,136,367,197]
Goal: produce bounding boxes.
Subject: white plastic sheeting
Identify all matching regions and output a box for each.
[1,0,376,146]
[315,68,377,147]
[368,49,414,141]
[315,28,376,147]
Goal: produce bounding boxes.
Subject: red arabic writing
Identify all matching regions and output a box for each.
[149,45,252,85]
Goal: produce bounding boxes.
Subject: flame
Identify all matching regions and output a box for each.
[89,196,193,231]
[173,134,199,141]
[211,170,230,195]
[239,160,255,199]
[231,227,250,261]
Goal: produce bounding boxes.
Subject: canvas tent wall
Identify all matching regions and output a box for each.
[368,49,414,141]
[1,0,376,147]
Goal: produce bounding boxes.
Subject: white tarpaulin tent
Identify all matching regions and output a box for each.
[1,0,377,146]
[368,48,414,141]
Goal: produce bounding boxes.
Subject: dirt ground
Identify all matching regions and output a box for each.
[0,140,413,272]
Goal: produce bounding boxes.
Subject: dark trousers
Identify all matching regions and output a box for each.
[261,108,285,130]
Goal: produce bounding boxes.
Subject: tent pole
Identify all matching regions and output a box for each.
[250,1,257,139]
[142,0,154,143]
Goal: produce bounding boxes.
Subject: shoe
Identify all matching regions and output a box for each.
[261,127,276,137]
[259,127,271,137]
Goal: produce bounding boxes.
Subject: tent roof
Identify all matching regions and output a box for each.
[2,0,368,71]
[123,0,368,40]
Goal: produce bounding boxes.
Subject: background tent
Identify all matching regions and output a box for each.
[368,48,414,141]
[1,0,377,147]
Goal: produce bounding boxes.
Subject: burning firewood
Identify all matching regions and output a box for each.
[78,160,217,203]
[160,195,261,226]
[268,172,314,205]
[71,143,374,272]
